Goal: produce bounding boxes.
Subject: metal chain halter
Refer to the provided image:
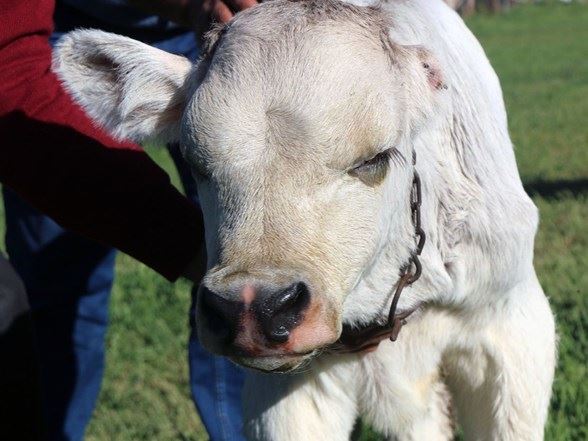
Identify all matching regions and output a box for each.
[328,151,425,354]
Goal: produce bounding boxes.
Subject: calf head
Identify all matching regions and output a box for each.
[54,0,448,372]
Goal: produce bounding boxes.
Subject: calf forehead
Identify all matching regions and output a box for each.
[184,4,402,169]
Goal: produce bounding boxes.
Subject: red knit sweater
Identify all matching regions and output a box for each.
[0,0,203,281]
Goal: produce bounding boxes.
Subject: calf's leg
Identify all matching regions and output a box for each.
[357,311,456,441]
[243,360,358,441]
[444,276,556,441]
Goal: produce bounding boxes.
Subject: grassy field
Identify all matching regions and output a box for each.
[1,2,586,440]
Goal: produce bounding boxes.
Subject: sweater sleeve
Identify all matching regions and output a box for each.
[0,0,203,281]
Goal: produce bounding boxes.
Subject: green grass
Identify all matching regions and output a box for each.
[466,6,588,438]
[86,147,208,441]
[1,2,587,439]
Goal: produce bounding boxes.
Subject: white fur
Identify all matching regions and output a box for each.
[52,29,193,142]
[53,0,556,439]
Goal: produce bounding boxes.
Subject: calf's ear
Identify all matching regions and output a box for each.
[52,29,193,143]
[384,38,449,135]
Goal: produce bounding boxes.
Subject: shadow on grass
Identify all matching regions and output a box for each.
[524,178,588,199]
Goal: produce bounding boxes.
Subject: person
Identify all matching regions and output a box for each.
[0,0,255,439]
[1,0,204,434]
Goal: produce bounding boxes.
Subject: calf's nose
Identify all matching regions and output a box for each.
[199,280,311,348]
[252,282,311,344]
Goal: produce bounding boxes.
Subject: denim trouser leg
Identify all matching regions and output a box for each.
[3,187,115,441]
[168,144,246,441]
[188,318,246,441]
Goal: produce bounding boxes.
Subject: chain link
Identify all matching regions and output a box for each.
[386,151,425,340]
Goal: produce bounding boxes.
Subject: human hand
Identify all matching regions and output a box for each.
[129,1,258,43]
[188,0,259,42]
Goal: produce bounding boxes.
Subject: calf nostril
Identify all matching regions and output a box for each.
[255,282,311,344]
[275,282,308,313]
[268,325,290,343]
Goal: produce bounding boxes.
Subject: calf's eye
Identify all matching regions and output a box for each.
[348,149,391,187]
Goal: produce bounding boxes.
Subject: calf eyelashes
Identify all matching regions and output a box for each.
[348,148,393,187]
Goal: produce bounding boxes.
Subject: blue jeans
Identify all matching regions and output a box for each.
[2,144,245,441]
